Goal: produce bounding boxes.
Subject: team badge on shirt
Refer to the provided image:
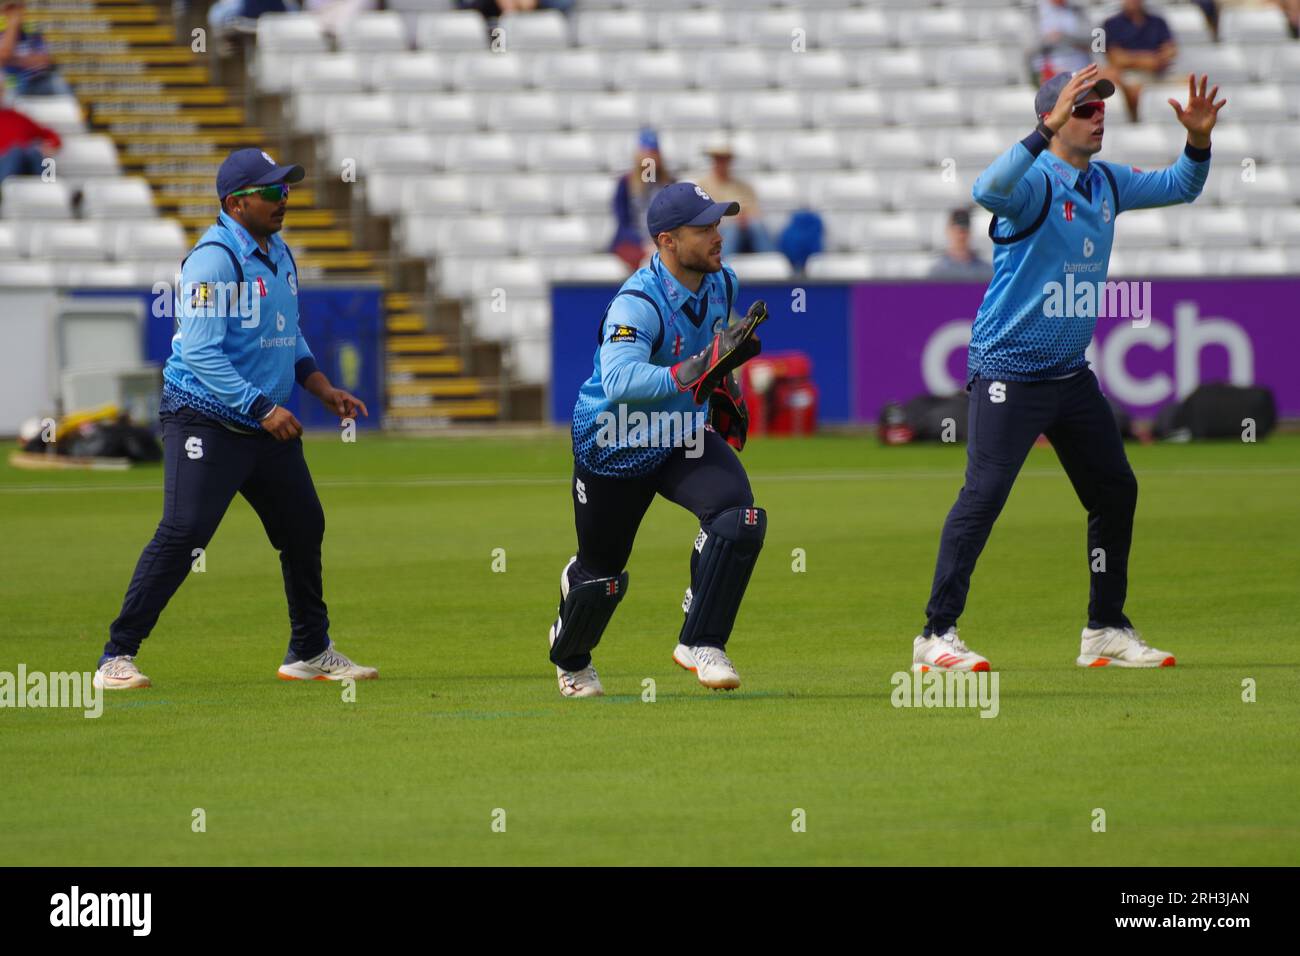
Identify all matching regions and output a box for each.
[190,282,211,307]
[609,325,637,343]
[1101,198,1112,223]
[287,271,297,295]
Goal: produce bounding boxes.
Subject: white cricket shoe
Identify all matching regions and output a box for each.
[673,643,741,690]
[912,628,990,672]
[1077,627,1175,668]
[547,621,604,698]
[277,642,378,681]
[94,655,151,690]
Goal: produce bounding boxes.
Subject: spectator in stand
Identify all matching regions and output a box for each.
[1033,1,1126,110]
[209,0,301,47]
[929,208,993,282]
[0,2,72,97]
[0,95,60,183]
[456,0,575,21]
[693,139,776,257]
[1103,0,1178,121]
[610,127,673,272]
[305,0,376,39]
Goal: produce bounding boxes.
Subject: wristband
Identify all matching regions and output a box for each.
[259,404,278,422]
[1036,121,1055,142]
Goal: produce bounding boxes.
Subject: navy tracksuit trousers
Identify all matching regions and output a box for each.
[103,406,331,663]
[924,368,1137,635]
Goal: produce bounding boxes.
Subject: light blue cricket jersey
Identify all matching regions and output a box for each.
[161,210,316,430]
[968,132,1211,382]
[572,253,739,478]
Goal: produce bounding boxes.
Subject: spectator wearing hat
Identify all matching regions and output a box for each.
[929,208,993,281]
[610,127,675,271]
[693,140,776,257]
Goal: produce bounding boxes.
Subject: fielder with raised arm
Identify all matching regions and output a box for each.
[911,67,1227,673]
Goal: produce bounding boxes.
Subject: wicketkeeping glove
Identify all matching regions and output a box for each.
[708,370,750,452]
[671,299,768,404]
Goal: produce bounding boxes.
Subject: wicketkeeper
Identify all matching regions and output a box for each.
[546,182,769,697]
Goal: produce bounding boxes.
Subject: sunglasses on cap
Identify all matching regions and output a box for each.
[229,183,289,202]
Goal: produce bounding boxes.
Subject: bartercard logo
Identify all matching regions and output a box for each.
[50,886,151,936]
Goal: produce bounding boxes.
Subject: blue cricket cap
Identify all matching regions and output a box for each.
[1034,70,1116,117]
[216,147,305,200]
[647,182,740,239]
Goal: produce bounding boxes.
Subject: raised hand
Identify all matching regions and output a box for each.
[1169,73,1226,147]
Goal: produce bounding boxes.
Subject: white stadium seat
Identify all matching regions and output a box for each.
[568,91,642,131]
[489,176,560,216]
[1269,45,1300,83]
[853,213,927,253]
[415,11,487,52]
[289,54,365,94]
[337,11,409,53]
[256,13,327,53]
[1110,208,1172,250]
[1174,46,1253,85]
[545,255,628,284]
[646,91,725,130]
[894,9,971,47]
[528,133,605,173]
[726,253,792,281]
[812,89,887,128]
[82,178,156,219]
[814,9,890,49]
[1176,208,1255,248]
[406,94,480,132]
[0,222,20,258]
[811,171,888,211]
[486,92,566,132]
[804,253,874,280]
[1263,208,1300,245]
[63,263,138,288]
[707,48,776,90]
[778,130,844,171]
[656,9,729,49]
[114,220,187,261]
[746,8,813,49]
[450,52,532,92]
[855,50,928,88]
[534,50,607,91]
[1219,85,1287,123]
[517,217,599,257]
[1161,5,1213,46]
[625,51,693,91]
[472,258,548,298]
[1103,126,1182,168]
[940,126,1012,169]
[577,11,650,51]
[497,10,569,51]
[0,260,58,286]
[892,89,965,126]
[370,53,452,91]
[849,127,930,169]
[0,178,73,220]
[366,132,439,174]
[782,51,851,91]
[28,221,107,261]
[936,47,1023,87]
[321,94,403,132]
[1132,249,1208,277]
[1220,5,1290,43]
[11,96,84,135]
[444,133,521,173]
[728,90,806,130]
[403,176,477,215]
[53,135,120,180]
[893,170,977,213]
[1217,164,1300,207]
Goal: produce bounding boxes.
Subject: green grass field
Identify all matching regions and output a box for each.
[1,431,1297,866]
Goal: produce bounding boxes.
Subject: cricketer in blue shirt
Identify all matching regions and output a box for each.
[96,148,377,691]
[546,182,769,698]
[913,68,1226,674]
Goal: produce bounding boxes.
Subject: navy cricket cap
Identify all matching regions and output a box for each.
[216,147,305,200]
[647,182,740,239]
[1034,70,1116,117]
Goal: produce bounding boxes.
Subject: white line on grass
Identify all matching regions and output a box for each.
[3,466,1299,495]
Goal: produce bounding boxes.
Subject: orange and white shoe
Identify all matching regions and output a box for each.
[93,655,151,690]
[1077,627,1175,668]
[912,628,990,672]
[673,643,741,690]
[278,642,378,681]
